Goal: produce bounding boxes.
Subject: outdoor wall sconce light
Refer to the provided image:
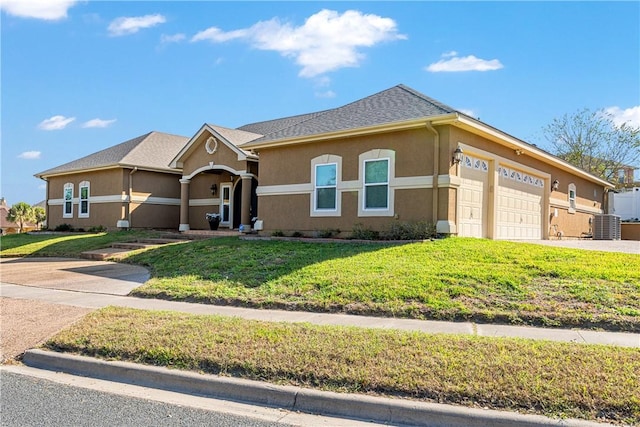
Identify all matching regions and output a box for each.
[552,179,559,192]
[210,184,218,195]
[453,147,464,164]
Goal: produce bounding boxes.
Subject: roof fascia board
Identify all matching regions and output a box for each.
[431,115,614,188]
[242,115,458,151]
[35,164,181,180]
[35,165,121,179]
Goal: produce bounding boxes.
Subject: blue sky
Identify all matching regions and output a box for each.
[1,1,639,206]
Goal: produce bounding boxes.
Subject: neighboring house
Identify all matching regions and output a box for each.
[614,165,638,188]
[35,131,189,231]
[37,85,614,239]
[611,187,640,221]
[0,198,37,234]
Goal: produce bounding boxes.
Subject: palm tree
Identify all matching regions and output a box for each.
[33,206,46,230]
[6,202,35,233]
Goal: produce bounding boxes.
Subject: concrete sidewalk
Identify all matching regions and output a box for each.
[2,282,638,347]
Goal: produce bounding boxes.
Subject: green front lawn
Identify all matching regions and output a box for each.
[46,306,640,425]
[125,237,640,331]
[0,230,163,257]
[3,233,639,331]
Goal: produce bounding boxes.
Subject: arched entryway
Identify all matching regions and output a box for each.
[179,165,258,231]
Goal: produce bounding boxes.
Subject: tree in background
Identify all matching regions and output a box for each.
[542,108,640,184]
[6,202,35,233]
[33,206,46,230]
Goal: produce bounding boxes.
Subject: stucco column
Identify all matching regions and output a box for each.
[487,160,498,239]
[240,174,252,231]
[179,178,190,232]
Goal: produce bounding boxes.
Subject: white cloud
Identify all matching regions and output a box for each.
[18,151,42,160]
[426,52,503,72]
[458,109,477,118]
[0,0,78,21]
[604,106,640,128]
[315,90,336,99]
[38,115,75,130]
[82,118,116,128]
[108,14,166,37]
[192,27,248,43]
[161,33,186,44]
[192,9,406,78]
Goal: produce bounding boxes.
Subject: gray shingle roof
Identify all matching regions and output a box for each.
[238,85,456,146]
[206,125,262,147]
[237,111,328,136]
[35,131,189,177]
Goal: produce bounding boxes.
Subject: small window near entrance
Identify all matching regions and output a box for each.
[568,183,576,213]
[79,181,90,218]
[221,185,231,223]
[63,183,73,218]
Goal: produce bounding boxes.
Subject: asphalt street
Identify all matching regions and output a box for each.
[0,367,381,427]
[1,370,288,427]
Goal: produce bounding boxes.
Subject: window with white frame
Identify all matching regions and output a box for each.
[310,154,342,217]
[364,158,389,210]
[79,181,90,218]
[568,183,576,213]
[314,163,337,211]
[63,183,73,218]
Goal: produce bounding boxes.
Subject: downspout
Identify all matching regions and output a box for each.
[128,167,138,227]
[43,177,49,230]
[424,122,439,225]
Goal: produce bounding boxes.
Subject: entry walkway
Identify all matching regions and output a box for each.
[2,282,638,348]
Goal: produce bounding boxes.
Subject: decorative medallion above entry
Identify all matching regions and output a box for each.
[205,137,219,155]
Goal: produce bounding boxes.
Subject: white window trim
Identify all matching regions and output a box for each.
[63,183,74,218]
[79,181,90,218]
[310,155,342,217]
[358,149,395,217]
[568,183,576,214]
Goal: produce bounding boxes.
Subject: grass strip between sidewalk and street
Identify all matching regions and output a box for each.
[45,306,640,425]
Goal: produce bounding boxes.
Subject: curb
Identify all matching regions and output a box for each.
[22,349,610,427]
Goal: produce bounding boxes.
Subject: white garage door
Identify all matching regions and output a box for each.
[458,156,489,238]
[496,166,544,239]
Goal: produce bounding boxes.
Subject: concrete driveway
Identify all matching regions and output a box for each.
[1,257,150,363]
[0,257,149,295]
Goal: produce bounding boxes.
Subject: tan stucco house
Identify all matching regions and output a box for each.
[35,131,188,230]
[36,85,613,239]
